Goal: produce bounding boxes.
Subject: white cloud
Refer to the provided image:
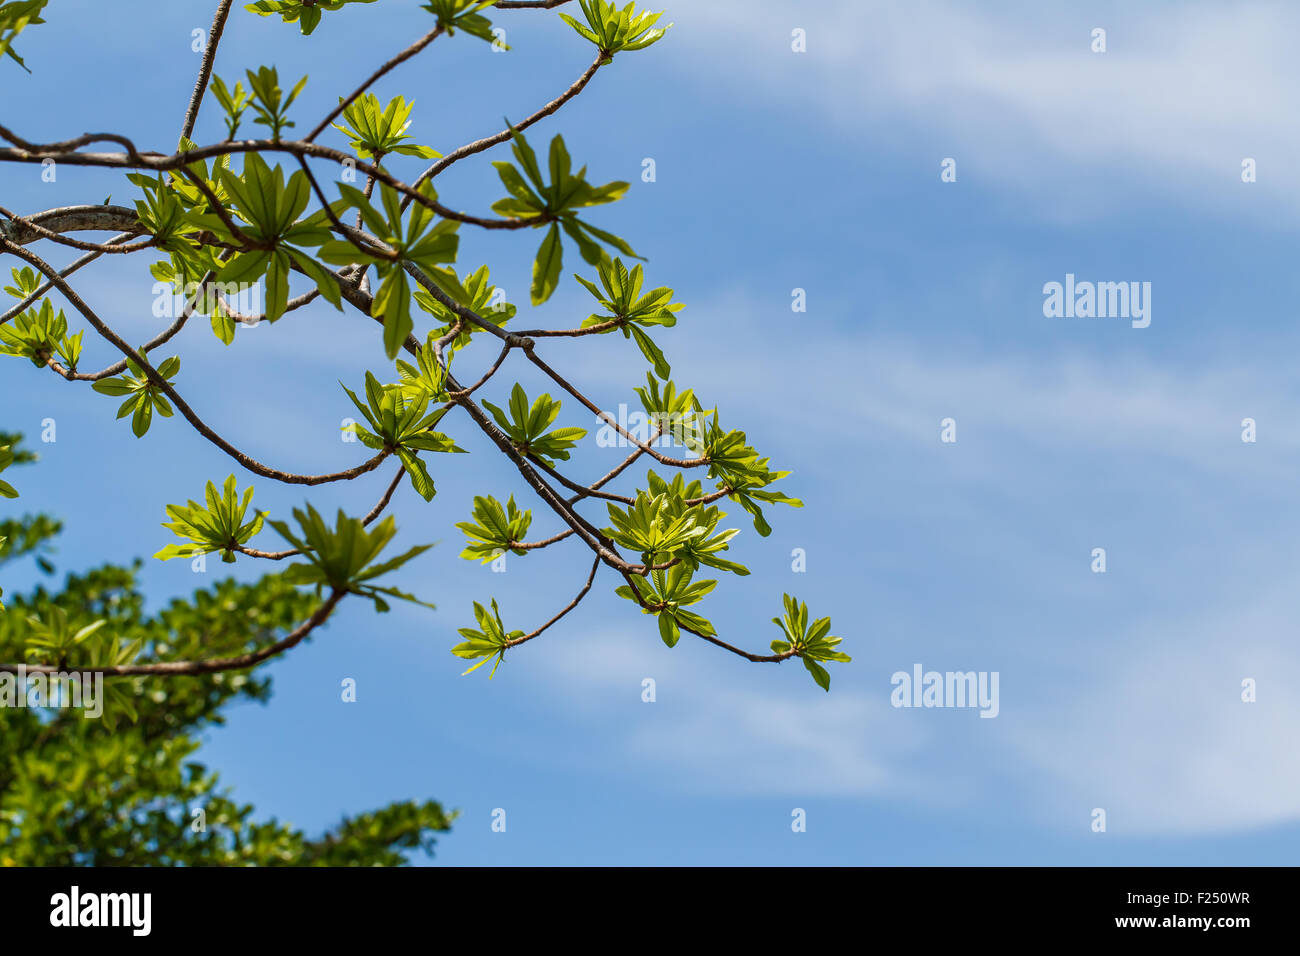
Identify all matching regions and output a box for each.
[1012,578,1300,834]
[585,290,1300,486]
[527,625,929,798]
[671,0,1300,219]
[541,316,1300,834]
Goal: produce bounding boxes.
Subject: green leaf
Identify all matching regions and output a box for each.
[803,657,831,692]
[374,270,413,359]
[629,325,671,379]
[531,223,563,306]
[657,611,679,648]
[0,445,17,500]
[211,306,237,345]
[0,0,49,72]
[131,394,154,438]
[245,1,380,36]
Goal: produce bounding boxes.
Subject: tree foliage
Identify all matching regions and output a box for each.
[0,0,850,714]
[0,437,452,865]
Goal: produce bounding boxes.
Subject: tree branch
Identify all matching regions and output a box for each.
[180,0,237,141]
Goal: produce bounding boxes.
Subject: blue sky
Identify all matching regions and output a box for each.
[4,0,1300,864]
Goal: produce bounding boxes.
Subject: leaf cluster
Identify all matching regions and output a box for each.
[481,383,586,465]
[0,297,81,370]
[90,354,180,438]
[154,476,266,564]
[575,257,681,378]
[455,495,532,562]
[332,94,441,162]
[770,594,851,691]
[413,264,514,351]
[245,1,378,37]
[317,180,463,357]
[560,1,671,56]
[450,598,522,678]
[421,0,498,44]
[491,129,635,304]
[341,370,465,501]
[268,504,434,612]
[616,564,717,648]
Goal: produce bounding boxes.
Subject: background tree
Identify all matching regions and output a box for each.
[0,433,453,866]
[0,0,849,725]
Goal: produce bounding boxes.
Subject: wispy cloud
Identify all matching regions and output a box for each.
[542,310,1300,834]
[671,0,1300,221]
[528,624,930,799]
[1012,578,1300,834]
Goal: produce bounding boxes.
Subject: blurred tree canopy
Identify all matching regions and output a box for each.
[0,433,452,866]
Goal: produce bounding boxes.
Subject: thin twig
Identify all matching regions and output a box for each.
[508,554,600,646]
[304,27,445,142]
[181,0,237,141]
